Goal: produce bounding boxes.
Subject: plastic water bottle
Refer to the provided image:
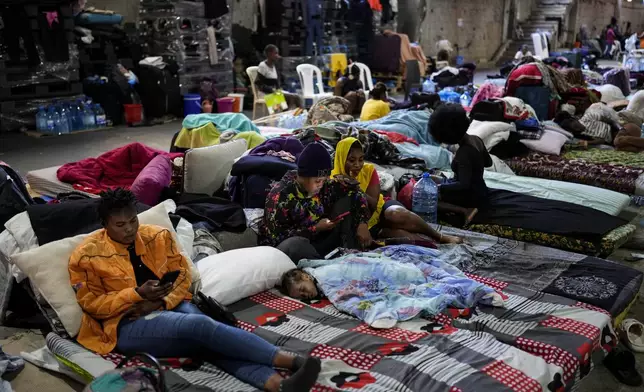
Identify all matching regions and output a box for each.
[412,172,439,224]
[94,104,106,127]
[72,100,84,130]
[45,107,57,134]
[83,104,96,129]
[460,91,471,107]
[57,107,70,134]
[422,79,436,93]
[60,103,72,132]
[36,106,47,132]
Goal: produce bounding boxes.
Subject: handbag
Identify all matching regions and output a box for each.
[192,291,238,326]
[84,353,165,392]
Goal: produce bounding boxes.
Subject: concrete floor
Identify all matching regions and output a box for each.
[0,86,643,390]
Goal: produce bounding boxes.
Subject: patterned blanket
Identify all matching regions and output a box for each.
[45,286,615,391]
[506,152,644,194]
[435,226,643,321]
[299,246,498,327]
[563,149,644,169]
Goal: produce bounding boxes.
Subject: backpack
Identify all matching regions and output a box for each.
[0,164,33,233]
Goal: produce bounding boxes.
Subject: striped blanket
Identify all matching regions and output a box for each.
[46,283,615,391]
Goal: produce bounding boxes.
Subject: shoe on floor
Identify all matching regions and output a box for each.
[620,318,644,353]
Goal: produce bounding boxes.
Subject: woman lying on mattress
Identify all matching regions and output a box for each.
[68,188,321,392]
[332,136,463,244]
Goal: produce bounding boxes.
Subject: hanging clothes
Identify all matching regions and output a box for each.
[302,0,323,55]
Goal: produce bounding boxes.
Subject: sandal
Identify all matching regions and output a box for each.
[603,346,643,387]
[620,319,644,353]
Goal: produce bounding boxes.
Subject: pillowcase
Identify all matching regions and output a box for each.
[11,201,199,337]
[130,155,172,206]
[197,247,295,305]
[520,130,569,155]
[183,139,247,195]
[467,120,513,150]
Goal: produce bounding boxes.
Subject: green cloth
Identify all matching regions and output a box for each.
[563,149,644,168]
[232,131,266,149]
[182,113,260,133]
[174,122,222,149]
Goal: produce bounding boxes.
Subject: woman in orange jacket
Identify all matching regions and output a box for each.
[68,188,320,392]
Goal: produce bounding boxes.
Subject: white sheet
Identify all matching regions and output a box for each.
[26,166,97,198]
[483,171,630,216]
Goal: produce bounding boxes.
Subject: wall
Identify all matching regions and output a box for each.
[515,0,536,22]
[419,0,505,63]
[576,0,644,36]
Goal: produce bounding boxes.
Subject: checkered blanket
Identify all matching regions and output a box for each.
[47,285,615,392]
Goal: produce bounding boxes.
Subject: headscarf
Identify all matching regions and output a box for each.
[332,137,385,228]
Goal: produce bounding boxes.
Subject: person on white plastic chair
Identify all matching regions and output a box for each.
[255,45,303,109]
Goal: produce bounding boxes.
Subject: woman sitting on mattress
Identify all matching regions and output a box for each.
[68,188,321,392]
[260,142,374,263]
[429,103,491,225]
[332,137,462,244]
[334,64,366,114]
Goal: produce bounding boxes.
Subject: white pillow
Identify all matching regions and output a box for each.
[11,201,199,337]
[198,247,295,305]
[467,120,513,150]
[183,139,248,195]
[520,130,569,155]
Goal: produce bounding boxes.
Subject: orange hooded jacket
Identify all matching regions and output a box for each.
[68,224,191,354]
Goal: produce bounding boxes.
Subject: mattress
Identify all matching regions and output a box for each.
[483,171,630,216]
[373,163,631,216]
[26,166,97,198]
[506,152,644,195]
[42,285,615,391]
[465,222,635,258]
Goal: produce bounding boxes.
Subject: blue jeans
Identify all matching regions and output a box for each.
[116,302,279,389]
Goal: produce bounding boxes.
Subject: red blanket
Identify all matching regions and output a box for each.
[57,143,182,194]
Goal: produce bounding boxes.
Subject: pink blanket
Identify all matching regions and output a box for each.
[57,143,182,194]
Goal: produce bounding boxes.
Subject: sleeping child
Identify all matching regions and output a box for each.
[280,245,504,328]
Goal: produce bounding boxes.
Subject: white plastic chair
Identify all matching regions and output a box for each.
[296,64,332,107]
[353,62,374,94]
[246,66,266,120]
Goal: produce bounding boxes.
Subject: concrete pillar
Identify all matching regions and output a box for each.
[615,0,622,24]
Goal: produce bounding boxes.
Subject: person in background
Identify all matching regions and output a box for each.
[334,64,366,114]
[604,24,616,58]
[332,137,463,244]
[360,82,391,121]
[69,188,321,392]
[256,44,303,109]
[429,104,492,225]
[260,143,373,264]
[436,49,450,69]
[514,44,532,61]
[435,38,454,56]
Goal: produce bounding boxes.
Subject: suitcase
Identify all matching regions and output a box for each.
[561,51,582,68]
[136,60,182,120]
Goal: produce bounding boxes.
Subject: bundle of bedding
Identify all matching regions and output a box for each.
[172,113,265,151]
[55,142,183,198]
[21,228,643,391]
